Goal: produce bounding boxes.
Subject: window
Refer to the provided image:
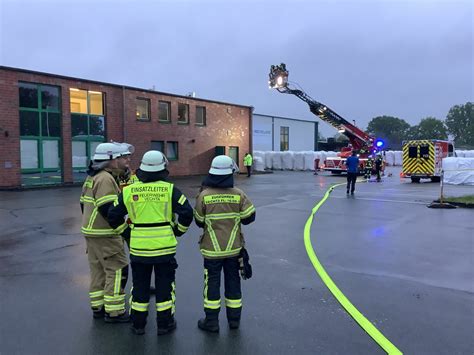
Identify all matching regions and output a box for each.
[448,144,454,157]
[151,140,165,152]
[280,126,289,151]
[177,103,189,124]
[19,82,62,185]
[196,106,206,126]
[136,98,150,120]
[419,145,429,159]
[70,88,106,178]
[167,142,178,160]
[408,146,417,158]
[70,89,105,139]
[158,101,171,122]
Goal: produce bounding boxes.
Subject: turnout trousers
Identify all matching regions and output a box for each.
[130,258,177,330]
[203,256,242,322]
[85,237,128,316]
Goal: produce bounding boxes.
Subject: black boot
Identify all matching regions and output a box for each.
[198,317,219,333]
[157,317,177,336]
[226,307,241,330]
[92,307,105,319]
[104,312,130,323]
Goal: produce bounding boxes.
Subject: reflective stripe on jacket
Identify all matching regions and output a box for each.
[80,170,127,237]
[123,181,177,257]
[194,187,255,259]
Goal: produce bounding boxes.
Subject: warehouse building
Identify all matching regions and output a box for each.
[0,66,252,189]
[252,113,318,152]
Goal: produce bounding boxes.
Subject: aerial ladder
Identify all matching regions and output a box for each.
[268,63,384,174]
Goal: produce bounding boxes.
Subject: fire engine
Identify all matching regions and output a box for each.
[402,139,455,183]
[268,63,384,174]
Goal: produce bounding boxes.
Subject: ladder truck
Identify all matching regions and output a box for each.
[268,63,384,174]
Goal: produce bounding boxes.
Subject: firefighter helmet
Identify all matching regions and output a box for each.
[139,150,168,172]
[209,155,236,175]
[93,142,134,161]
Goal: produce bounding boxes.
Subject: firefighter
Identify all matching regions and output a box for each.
[375,154,383,182]
[194,155,256,332]
[108,150,193,335]
[79,142,133,322]
[243,152,253,177]
[365,156,373,180]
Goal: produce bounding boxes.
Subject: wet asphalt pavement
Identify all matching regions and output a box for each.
[0,167,473,355]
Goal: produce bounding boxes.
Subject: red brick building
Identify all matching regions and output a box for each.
[0,66,252,189]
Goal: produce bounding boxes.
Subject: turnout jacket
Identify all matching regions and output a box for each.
[80,170,127,237]
[194,184,256,259]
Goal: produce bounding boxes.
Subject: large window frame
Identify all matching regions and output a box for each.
[195,105,206,126]
[70,88,106,171]
[19,82,62,174]
[136,97,151,121]
[280,126,289,151]
[177,103,189,124]
[158,101,171,123]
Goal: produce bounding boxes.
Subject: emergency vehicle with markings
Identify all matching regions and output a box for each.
[402,139,455,183]
[268,63,384,175]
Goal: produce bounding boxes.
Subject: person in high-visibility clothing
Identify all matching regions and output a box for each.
[365,156,374,180]
[108,150,193,335]
[79,142,133,322]
[243,152,253,177]
[194,155,256,332]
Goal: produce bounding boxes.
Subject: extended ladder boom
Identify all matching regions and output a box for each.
[268,64,374,151]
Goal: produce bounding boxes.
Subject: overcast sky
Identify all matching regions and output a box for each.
[1,0,472,136]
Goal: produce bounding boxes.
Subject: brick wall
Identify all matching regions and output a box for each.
[0,67,251,189]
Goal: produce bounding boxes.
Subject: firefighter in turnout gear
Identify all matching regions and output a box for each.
[80,142,133,322]
[375,154,383,182]
[194,155,256,332]
[365,156,374,180]
[108,150,193,335]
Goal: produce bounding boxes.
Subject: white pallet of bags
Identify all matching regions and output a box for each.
[293,151,305,170]
[265,151,273,169]
[253,156,265,172]
[272,152,282,170]
[443,157,474,185]
[385,151,395,166]
[253,151,265,169]
[455,150,465,158]
[394,151,403,166]
[303,151,316,170]
[464,151,474,158]
[282,151,294,170]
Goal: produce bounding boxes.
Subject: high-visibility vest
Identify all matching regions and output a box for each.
[80,171,127,237]
[123,181,177,257]
[244,154,253,166]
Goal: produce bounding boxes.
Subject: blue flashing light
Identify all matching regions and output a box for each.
[375,139,385,148]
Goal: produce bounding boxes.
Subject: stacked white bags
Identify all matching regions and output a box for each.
[442,158,474,185]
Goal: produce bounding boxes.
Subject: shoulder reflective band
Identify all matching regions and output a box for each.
[304,181,402,355]
[204,194,241,204]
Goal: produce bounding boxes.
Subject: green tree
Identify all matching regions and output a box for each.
[408,117,448,140]
[366,116,410,149]
[445,102,474,147]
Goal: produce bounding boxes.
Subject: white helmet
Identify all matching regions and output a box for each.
[93,142,134,161]
[139,150,168,172]
[209,155,236,175]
